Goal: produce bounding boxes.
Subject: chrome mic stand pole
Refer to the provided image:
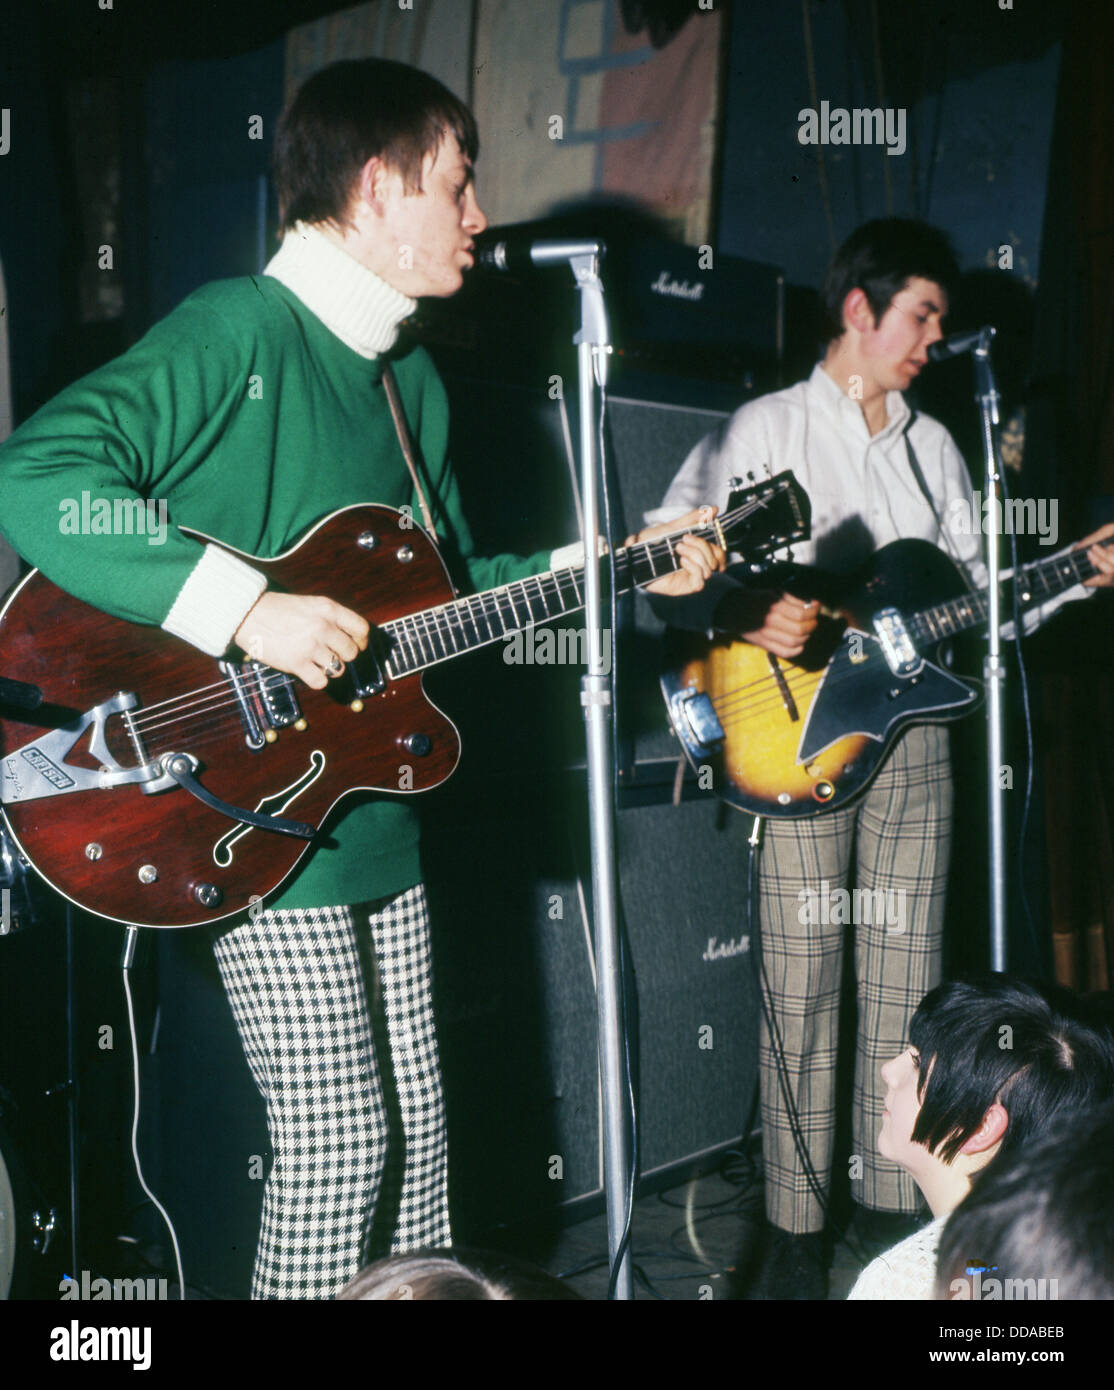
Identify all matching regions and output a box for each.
[569,243,633,1300]
[972,327,1009,969]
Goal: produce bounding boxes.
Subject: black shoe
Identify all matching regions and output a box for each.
[751,1226,828,1300]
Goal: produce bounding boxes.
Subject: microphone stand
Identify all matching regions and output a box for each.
[568,244,633,1300]
[971,327,1009,969]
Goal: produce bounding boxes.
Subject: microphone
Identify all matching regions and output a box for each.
[476,233,605,273]
[927,325,996,363]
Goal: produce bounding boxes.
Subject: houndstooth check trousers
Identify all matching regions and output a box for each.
[756,725,952,1233]
[212,884,451,1299]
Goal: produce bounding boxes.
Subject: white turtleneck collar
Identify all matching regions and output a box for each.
[264,221,417,359]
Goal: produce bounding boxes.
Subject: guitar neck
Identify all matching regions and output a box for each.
[381,523,715,677]
[910,536,1112,643]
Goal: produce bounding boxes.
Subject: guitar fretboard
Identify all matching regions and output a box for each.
[381,532,701,677]
[908,537,1112,645]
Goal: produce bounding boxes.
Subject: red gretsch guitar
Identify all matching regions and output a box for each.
[0,474,809,927]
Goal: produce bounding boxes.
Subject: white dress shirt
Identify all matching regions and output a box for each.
[647,362,1087,632]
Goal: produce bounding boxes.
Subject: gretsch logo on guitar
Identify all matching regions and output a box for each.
[0,481,808,928]
[663,532,1112,819]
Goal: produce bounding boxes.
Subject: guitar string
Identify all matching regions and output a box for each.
[123,515,767,743]
[700,546,1101,727]
[125,536,1094,745]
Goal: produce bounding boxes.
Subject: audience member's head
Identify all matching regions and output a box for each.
[935,1100,1114,1300]
[878,975,1114,1217]
[336,1246,582,1301]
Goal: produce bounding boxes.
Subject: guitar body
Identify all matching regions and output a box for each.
[0,472,811,927]
[662,539,982,818]
[0,506,460,928]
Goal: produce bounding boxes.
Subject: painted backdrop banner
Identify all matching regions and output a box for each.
[285,0,475,111]
[474,0,721,244]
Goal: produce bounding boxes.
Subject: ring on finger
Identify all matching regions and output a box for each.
[326,653,344,676]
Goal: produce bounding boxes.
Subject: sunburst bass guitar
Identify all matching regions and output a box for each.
[662,533,1111,819]
[0,473,809,927]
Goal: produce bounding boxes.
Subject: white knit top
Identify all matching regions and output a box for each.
[847,1216,946,1300]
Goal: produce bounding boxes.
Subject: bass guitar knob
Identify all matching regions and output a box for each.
[403,733,432,757]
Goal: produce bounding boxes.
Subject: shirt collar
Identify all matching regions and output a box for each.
[809,361,912,441]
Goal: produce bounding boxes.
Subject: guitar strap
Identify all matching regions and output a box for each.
[903,410,977,594]
[382,363,439,539]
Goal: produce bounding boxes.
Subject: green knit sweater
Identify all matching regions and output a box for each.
[0,275,552,909]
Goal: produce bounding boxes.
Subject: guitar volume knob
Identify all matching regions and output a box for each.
[403,733,432,757]
[193,883,223,909]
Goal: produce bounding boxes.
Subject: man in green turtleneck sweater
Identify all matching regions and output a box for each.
[0,59,721,1298]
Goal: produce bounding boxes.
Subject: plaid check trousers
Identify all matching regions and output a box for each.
[756,725,952,1232]
[212,885,451,1299]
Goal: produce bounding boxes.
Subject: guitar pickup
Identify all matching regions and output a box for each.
[872,608,923,677]
[221,661,303,749]
[348,638,388,697]
[669,689,725,759]
[246,662,301,729]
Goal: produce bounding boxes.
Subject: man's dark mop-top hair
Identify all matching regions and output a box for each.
[273,58,478,233]
[820,218,960,341]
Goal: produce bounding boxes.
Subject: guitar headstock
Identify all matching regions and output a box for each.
[718,471,811,561]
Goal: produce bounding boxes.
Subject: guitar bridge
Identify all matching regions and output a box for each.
[669,689,725,758]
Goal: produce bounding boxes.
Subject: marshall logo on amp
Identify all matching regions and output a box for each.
[650,270,705,302]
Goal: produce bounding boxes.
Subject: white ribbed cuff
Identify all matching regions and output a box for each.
[162,543,268,657]
[550,537,609,569]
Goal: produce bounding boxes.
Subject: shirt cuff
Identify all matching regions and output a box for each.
[162,543,268,657]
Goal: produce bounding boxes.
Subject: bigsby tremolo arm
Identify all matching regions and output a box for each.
[0,692,316,841]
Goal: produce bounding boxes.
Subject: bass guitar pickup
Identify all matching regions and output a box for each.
[872,608,924,678]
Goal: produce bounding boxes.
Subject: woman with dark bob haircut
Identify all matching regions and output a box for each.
[848,974,1114,1299]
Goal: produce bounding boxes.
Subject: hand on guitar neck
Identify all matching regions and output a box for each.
[230,505,724,690]
[1078,522,1114,588]
[625,505,727,597]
